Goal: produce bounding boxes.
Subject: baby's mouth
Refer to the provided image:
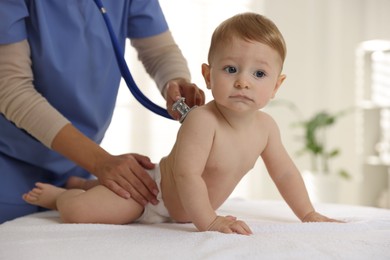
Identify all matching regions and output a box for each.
[229,94,253,102]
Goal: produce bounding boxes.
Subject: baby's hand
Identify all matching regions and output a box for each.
[207,215,252,235]
[302,211,344,223]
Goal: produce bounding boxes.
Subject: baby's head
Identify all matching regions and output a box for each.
[207,12,286,70]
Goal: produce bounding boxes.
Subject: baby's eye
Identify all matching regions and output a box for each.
[255,70,266,78]
[223,66,237,74]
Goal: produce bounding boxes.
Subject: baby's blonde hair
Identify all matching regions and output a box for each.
[208,12,286,66]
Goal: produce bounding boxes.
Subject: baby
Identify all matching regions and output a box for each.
[24,12,339,235]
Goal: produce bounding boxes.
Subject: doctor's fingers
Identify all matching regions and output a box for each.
[179,83,205,107]
[103,178,131,200]
[107,153,158,205]
[103,173,153,207]
[98,164,156,205]
[130,153,155,170]
[126,165,159,206]
[113,170,157,206]
[166,81,204,108]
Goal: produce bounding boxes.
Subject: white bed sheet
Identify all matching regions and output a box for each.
[1,199,389,260]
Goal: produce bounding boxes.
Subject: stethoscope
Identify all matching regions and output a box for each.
[93,0,194,122]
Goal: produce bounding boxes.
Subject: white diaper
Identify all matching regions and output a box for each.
[135,165,172,224]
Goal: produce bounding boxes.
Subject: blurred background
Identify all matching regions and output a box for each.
[101,0,390,208]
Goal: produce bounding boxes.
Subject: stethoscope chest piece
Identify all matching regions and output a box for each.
[172,97,198,123]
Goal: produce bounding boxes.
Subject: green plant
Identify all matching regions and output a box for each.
[268,99,352,179]
[293,110,350,179]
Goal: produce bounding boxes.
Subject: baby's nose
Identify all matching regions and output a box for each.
[234,79,249,89]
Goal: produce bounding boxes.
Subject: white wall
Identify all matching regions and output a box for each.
[254,0,390,205]
[101,0,390,205]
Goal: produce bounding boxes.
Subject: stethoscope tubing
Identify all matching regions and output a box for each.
[93,0,173,119]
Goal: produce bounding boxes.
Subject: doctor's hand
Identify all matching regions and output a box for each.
[51,124,159,206]
[164,78,205,120]
[95,153,159,206]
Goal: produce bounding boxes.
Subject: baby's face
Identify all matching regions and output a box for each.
[203,37,284,113]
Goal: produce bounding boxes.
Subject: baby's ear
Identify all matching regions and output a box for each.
[271,74,286,98]
[201,63,211,89]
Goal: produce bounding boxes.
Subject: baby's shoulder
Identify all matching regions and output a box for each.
[186,103,217,120]
[180,104,218,130]
[255,111,282,138]
[256,110,277,125]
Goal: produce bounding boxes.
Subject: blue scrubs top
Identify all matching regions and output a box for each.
[0,0,168,222]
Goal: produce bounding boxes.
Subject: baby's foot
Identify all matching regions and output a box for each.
[23,182,66,210]
[66,176,99,190]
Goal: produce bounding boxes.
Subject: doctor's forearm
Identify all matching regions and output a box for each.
[51,123,110,175]
[0,40,70,147]
[0,40,107,174]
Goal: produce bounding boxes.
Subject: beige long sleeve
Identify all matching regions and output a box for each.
[0,31,191,148]
[131,30,191,93]
[0,40,70,148]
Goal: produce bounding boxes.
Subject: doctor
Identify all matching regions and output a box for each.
[0,0,205,223]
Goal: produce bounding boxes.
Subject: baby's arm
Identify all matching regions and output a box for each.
[262,116,340,223]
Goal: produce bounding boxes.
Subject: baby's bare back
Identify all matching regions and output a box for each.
[160,111,270,223]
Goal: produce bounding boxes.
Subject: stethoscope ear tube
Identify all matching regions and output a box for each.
[94,0,173,120]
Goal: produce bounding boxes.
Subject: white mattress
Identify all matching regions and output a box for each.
[1,199,389,260]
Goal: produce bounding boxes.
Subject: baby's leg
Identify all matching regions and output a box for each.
[23,182,72,210]
[56,185,144,224]
[66,176,99,190]
[23,183,144,225]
